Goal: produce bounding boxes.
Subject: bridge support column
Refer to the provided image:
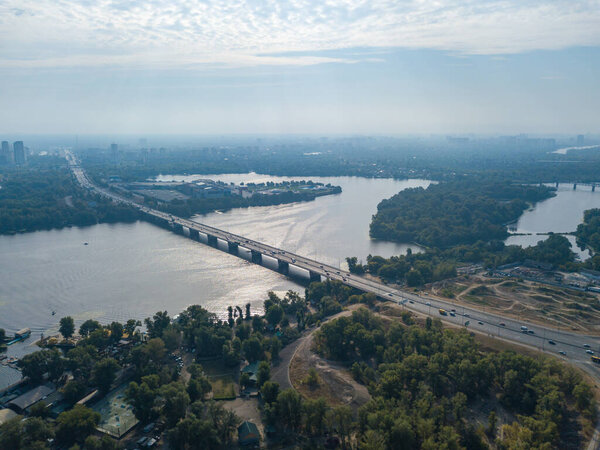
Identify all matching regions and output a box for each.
[207,234,218,248]
[228,242,239,254]
[277,260,289,275]
[251,250,262,264]
[173,223,184,235]
[555,181,559,188]
[573,183,577,190]
[189,229,200,241]
[309,271,321,283]
[593,184,596,192]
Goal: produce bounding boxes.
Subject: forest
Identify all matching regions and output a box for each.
[314,308,595,449]
[347,234,579,286]
[576,209,600,255]
[369,180,554,248]
[0,160,139,235]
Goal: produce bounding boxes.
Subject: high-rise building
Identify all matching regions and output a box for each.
[13,141,26,164]
[1,141,11,164]
[110,143,119,165]
[577,134,585,146]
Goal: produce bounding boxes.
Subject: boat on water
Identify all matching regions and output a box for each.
[15,328,31,339]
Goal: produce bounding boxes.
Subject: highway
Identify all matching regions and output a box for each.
[66,151,600,375]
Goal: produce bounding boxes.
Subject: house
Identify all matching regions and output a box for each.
[238,421,260,446]
[8,384,55,413]
[241,361,259,386]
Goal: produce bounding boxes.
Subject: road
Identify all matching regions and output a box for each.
[66,151,600,378]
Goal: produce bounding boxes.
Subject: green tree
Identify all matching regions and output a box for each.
[257,361,270,388]
[277,389,303,431]
[242,337,262,362]
[261,381,280,404]
[161,382,190,427]
[59,316,75,338]
[55,405,100,445]
[79,319,101,337]
[304,397,328,435]
[92,357,120,393]
[125,380,158,423]
[265,304,284,327]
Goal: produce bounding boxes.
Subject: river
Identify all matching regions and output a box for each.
[0,175,429,389]
[506,183,600,259]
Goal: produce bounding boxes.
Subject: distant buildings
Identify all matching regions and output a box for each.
[0,141,11,164]
[110,143,119,165]
[577,134,585,146]
[13,141,26,165]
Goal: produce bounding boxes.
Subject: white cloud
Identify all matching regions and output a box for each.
[1,0,599,68]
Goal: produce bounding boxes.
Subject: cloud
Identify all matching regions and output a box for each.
[1,0,599,69]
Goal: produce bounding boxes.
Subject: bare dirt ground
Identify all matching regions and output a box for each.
[428,275,600,335]
[288,306,371,411]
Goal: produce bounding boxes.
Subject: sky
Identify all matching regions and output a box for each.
[1,0,600,135]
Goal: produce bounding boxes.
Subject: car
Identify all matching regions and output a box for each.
[336,271,340,274]
[527,330,535,335]
[586,349,595,355]
[584,344,591,348]
[478,321,484,325]
[388,293,393,297]
[342,278,346,281]
[319,265,323,268]
[426,302,431,306]
[520,325,528,332]
[449,312,456,317]
[464,320,470,326]
[451,308,456,312]
[499,322,506,327]
[409,300,414,304]
[559,351,566,356]
[548,340,556,345]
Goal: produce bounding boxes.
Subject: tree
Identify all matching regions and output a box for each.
[109,321,123,342]
[304,367,319,388]
[79,319,101,337]
[487,410,497,437]
[257,361,270,388]
[18,349,63,383]
[245,302,251,319]
[59,316,75,339]
[84,435,121,450]
[261,381,279,404]
[161,382,190,427]
[124,319,141,339]
[145,311,170,338]
[330,405,353,448]
[55,405,100,445]
[252,315,264,333]
[162,326,182,351]
[188,375,212,402]
[242,337,262,362]
[92,358,120,393]
[240,373,251,390]
[277,389,303,430]
[28,401,50,418]
[167,415,220,449]
[266,304,284,327]
[206,401,241,445]
[269,336,282,360]
[304,397,328,435]
[126,380,158,423]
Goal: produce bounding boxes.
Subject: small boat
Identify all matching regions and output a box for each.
[52,311,56,316]
[84,242,89,245]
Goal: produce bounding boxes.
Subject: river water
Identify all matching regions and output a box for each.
[505,183,600,259]
[0,175,429,389]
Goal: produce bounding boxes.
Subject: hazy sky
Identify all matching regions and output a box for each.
[1,0,599,135]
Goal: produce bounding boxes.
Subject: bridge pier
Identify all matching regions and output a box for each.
[555,181,559,188]
[173,223,184,235]
[251,250,262,264]
[593,184,596,192]
[189,229,200,241]
[207,234,218,248]
[309,271,321,283]
[573,183,577,190]
[228,242,239,254]
[277,260,289,275]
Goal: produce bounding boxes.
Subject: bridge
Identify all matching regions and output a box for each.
[66,152,600,375]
